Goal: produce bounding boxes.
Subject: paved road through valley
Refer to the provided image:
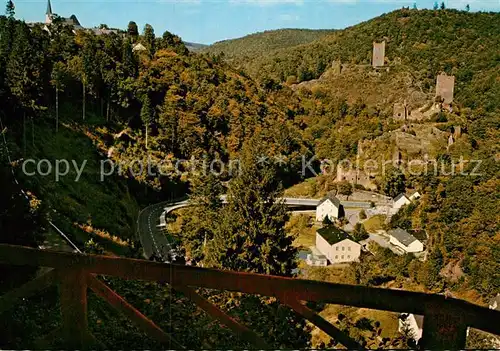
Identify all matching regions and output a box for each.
[137,196,372,260]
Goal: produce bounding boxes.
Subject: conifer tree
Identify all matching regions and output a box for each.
[382,166,406,198]
[81,37,98,119]
[205,137,297,276]
[5,0,14,18]
[51,61,67,132]
[127,21,138,39]
[140,94,153,149]
[194,136,310,348]
[67,55,86,120]
[143,23,155,58]
[6,22,40,152]
[182,169,223,264]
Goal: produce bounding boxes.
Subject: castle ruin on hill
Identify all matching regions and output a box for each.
[436,73,455,104]
[372,42,386,68]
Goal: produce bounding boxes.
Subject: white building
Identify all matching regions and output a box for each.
[409,191,421,201]
[399,313,424,343]
[489,294,500,311]
[316,226,361,264]
[305,254,328,267]
[389,228,424,253]
[316,196,344,222]
[393,193,411,209]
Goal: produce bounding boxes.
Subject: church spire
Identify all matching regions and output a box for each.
[45,0,53,24]
[46,0,52,15]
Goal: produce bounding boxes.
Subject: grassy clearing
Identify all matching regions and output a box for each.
[43,228,74,252]
[353,308,399,338]
[363,215,387,233]
[300,264,356,284]
[285,213,318,248]
[311,305,400,347]
[284,178,319,198]
[16,115,141,253]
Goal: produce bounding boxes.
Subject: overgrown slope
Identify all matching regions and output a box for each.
[201,28,335,61]
[233,9,500,112]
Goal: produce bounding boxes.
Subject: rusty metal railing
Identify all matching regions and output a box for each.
[0,244,499,348]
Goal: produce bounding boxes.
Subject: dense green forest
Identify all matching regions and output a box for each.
[201,28,335,61]
[0,3,499,348]
[0,6,311,348]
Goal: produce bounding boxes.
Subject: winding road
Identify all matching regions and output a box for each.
[137,196,372,261]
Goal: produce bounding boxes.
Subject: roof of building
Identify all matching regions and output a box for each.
[394,193,409,202]
[317,226,351,245]
[410,229,427,241]
[388,228,419,247]
[489,294,500,310]
[91,28,119,35]
[62,15,81,26]
[318,195,341,208]
[133,43,147,51]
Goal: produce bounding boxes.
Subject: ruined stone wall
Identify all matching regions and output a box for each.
[393,103,407,120]
[336,167,376,190]
[436,74,455,104]
[372,42,385,68]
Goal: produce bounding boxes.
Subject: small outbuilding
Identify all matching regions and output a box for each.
[305,254,328,267]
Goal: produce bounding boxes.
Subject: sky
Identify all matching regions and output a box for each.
[12,0,500,44]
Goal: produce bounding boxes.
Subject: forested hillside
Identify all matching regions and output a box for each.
[228,9,500,113]
[0,4,499,348]
[201,28,335,61]
[0,11,311,348]
[0,12,308,242]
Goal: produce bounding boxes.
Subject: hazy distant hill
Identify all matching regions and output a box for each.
[185,41,208,52]
[201,28,336,60]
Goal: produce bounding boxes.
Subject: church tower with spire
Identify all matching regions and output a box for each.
[45,0,53,24]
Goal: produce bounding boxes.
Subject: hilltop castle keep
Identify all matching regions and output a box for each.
[436,73,455,104]
[372,41,386,68]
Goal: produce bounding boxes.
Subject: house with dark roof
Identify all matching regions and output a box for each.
[315,226,360,264]
[315,195,344,222]
[388,228,424,253]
